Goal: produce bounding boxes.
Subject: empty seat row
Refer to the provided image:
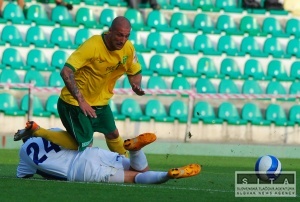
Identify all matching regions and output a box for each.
[1,92,298,126]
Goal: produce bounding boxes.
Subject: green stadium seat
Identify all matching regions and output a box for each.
[170,33,198,54]
[262,17,289,37]
[99,8,117,27]
[105,0,127,6]
[145,99,175,122]
[286,38,300,58]
[220,58,245,79]
[240,36,268,57]
[216,15,243,35]
[217,35,245,56]
[169,100,193,123]
[74,28,93,46]
[218,102,247,125]
[218,79,240,94]
[266,60,292,81]
[266,81,287,98]
[289,105,300,124]
[193,13,220,34]
[147,10,175,32]
[171,76,191,90]
[197,57,224,78]
[75,7,102,28]
[1,48,26,70]
[2,3,31,24]
[241,102,271,125]
[194,35,221,55]
[136,53,152,76]
[243,59,271,80]
[26,26,54,48]
[21,94,51,117]
[285,18,300,38]
[239,16,265,36]
[0,69,21,83]
[172,55,198,77]
[290,61,300,80]
[146,32,174,53]
[147,75,168,90]
[64,0,81,4]
[170,12,197,33]
[265,104,293,126]
[0,93,26,116]
[45,94,60,117]
[122,76,131,89]
[26,4,55,26]
[193,101,223,124]
[50,27,78,49]
[26,49,54,71]
[124,9,150,31]
[1,25,30,47]
[215,0,243,13]
[109,99,126,120]
[195,78,217,93]
[241,80,264,94]
[193,0,220,12]
[170,0,197,10]
[121,98,150,121]
[149,55,175,76]
[289,82,300,95]
[263,37,288,58]
[129,31,150,52]
[49,72,64,87]
[51,5,79,27]
[51,50,69,70]
[24,70,47,87]
[84,0,104,6]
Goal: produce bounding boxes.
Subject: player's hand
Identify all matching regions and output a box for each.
[132,83,145,96]
[78,100,97,118]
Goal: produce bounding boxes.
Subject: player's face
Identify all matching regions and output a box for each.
[110,27,131,50]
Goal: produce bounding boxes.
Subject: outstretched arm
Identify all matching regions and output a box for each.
[128,73,145,96]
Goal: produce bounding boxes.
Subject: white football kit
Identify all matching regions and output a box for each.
[17,137,126,182]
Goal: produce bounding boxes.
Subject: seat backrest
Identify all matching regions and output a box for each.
[99,8,117,27]
[242,80,263,94]
[147,76,168,89]
[197,57,219,77]
[149,55,171,74]
[136,53,149,73]
[1,25,24,44]
[121,98,143,117]
[26,4,50,22]
[75,7,96,25]
[289,82,300,94]
[45,94,59,115]
[241,102,264,122]
[146,32,169,51]
[129,30,145,50]
[21,94,45,112]
[1,48,24,68]
[170,0,192,8]
[147,10,169,29]
[194,35,215,52]
[49,72,64,87]
[218,102,240,121]
[285,18,300,37]
[171,77,191,90]
[74,28,93,46]
[172,55,195,75]
[145,99,167,118]
[239,16,261,34]
[286,38,300,56]
[193,101,216,119]
[169,100,188,119]
[3,3,26,22]
[215,0,238,9]
[262,17,284,36]
[266,81,287,95]
[266,60,289,80]
[290,61,300,79]
[217,35,240,55]
[51,5,74,24]
[51,50,69,70]
[0,69,21,83]
[289,105,300,123]
[216,15,238,32]
[26,49,49,68]
[195,78,216,93]
[24,70,46,87]
[0,93,20,111]
[26,26,49,46]
[124,9,146,29]
[240,36,261,55]
[50,27,73,47]
[220,58,242,78]
[218,79,240,94]
[193,0,214,8]
[194,13,215,32]
[265,103,287,122]
[244,59,266,80]
[263,37,285,56]
[170,33,192,51]
[170,12,192,30]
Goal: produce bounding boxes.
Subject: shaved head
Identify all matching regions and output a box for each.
[111,16,131,31]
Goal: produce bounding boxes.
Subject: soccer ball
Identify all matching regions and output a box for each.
[255,155,282,181]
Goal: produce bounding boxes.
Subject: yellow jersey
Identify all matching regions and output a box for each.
[60,34,141,106]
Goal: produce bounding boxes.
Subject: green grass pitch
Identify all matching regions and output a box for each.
[0,149,299,202]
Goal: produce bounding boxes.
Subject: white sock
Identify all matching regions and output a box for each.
[134,171,169,184]
[129,150,147,171]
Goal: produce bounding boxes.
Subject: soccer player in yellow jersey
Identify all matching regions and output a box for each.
[15,17,145,155]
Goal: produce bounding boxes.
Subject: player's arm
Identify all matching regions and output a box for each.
[60,66,96,117]
[128,73,145,96]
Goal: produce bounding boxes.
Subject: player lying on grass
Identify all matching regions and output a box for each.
[16,125,201,183]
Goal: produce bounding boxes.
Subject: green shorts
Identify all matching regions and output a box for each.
[57,98,117,151]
